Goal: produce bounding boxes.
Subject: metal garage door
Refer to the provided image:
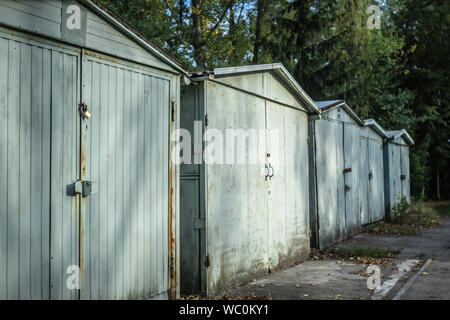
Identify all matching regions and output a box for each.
[0,31,80,300]
[80,50,170,300]
[0,31,171,300]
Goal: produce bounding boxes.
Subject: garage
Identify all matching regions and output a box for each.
[0,0,185,299]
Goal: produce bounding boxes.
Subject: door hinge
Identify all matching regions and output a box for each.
[205,255,210,268]
[171,100,175,122]
[205,113,208,127]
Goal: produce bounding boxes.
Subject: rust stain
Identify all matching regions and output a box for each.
[168,97,177,299]
[79,123,88,280]
[83,50,119,64]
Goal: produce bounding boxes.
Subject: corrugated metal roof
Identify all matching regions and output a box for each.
[82,0,188,75]
[209,63,320,114]
[315,100,365,126]
[386,129,415,146]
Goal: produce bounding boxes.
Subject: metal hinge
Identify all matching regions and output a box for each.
[205,255,210,268]
[171,100,175,122]
[205,113,208,127]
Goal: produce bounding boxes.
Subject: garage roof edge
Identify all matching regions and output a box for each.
[211,63,320,114]
[81,0,188,76]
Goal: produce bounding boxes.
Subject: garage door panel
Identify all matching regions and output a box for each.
[0,34,79,300]
[81,54,170,300]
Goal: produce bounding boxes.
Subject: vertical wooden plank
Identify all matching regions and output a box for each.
[90,61,100,299]
[162,80,170,291]
[123,69,131,299]
[41,48,51,300]
[71,54,79,300]
[50,50,62,300]
[130,71,138,298]
[0,37,8,300]
[156,79,164,294]
[115,67,124,300]
[137,72,145,298]
[99,63,108,299]
[6,40,20,300]
[107,65,117,299]
[81,58,92,300]
[150,77,158,295]
[143,75,151,296]
[336,122,345,241]
[62,52,73,300]
[19,42,32,300]
[30,46,43,299]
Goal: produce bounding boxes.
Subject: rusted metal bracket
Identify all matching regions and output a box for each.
[71,179,97,197]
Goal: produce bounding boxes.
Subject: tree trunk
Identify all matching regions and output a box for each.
[229,4,238,65]
[192,0,205,69]
[252,0,266,64]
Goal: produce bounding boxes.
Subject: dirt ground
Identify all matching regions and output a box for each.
[216,201,450,300]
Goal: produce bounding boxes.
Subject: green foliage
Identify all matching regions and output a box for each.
[99,0,449,199]
[367,199,441,235]
[391,195,411,219]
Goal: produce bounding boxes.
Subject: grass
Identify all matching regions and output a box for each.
[326,247,400,259]
[366,202,442,236]
[311,247,401,265]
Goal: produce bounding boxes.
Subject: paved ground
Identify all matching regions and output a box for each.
[219,202,450,300]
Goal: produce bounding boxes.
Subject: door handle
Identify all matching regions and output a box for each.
[269,164,275,180]
[265,164,269,181]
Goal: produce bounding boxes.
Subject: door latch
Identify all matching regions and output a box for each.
[73,179,97,197]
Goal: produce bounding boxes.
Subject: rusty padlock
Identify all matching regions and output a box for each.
[79,102,92,119]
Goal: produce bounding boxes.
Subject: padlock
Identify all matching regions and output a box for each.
[79,102,92,119]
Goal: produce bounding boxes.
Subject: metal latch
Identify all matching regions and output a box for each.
[73,179,97,197]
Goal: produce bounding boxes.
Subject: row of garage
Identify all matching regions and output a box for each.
[179,70,414,296]
[0,0,412,299]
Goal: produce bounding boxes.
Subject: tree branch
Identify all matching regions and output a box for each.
[163,0,175,17]
[205,0,236,42]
